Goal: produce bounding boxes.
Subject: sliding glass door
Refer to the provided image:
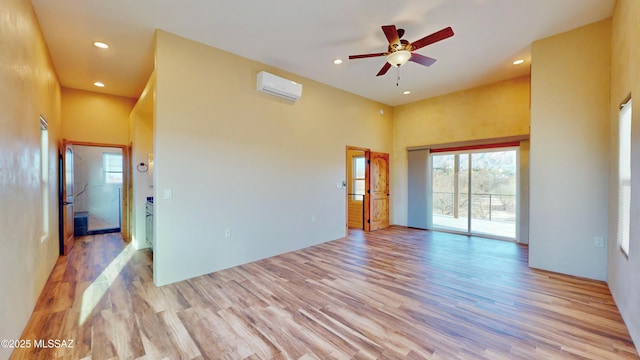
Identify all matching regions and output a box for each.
[432,153,469,233]
[431,147,518,239]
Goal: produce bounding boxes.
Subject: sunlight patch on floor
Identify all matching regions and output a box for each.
[79,243,135,325]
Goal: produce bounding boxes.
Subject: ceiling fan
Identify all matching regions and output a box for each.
[349,25,455,76]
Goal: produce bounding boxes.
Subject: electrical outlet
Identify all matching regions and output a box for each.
[225,229,231,238]
[594,237,605,248]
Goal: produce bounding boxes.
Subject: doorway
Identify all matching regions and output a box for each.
[72,145,124,234]
[347,148,366,229]
[59,140,131,255]
[430,147,518,239]
[346,146,390,232]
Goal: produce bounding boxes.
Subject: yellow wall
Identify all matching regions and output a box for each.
[391,76,531,227]
[0,0,61,358]
[529,20,611,280]
[609,0,640,348]
[393,75,530,147]
[153,30,392,285]
[62,87,136,145]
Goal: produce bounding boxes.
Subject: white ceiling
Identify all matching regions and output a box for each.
[31,0,614,106]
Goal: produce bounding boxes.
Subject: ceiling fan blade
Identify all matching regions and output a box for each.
[376,62,392,77]
[349,52,386,60]
[410,26,454,51]
[382,25,400,46]
[410,53,437,67]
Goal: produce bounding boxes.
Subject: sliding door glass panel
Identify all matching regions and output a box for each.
[457,153,469,231]
[470,150,517,238]
[432,153,469,232]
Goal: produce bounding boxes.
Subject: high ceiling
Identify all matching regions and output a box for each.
[31,0,614,106]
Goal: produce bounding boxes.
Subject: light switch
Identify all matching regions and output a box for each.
[163,188,173,200]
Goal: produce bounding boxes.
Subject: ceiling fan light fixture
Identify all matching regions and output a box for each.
[387,50,411,67]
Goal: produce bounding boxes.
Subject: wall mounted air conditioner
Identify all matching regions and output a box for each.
[256,71,302,102]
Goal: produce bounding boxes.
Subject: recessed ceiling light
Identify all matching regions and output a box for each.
[513,59,525,65]
[333,59,343,65]
[93,82,105,87]
[93,41,109,49]
[403,90,411,95]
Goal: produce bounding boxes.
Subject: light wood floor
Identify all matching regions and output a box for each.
[11,227,639,359]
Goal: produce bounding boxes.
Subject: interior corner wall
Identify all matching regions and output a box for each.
[391,76,531,228]
[152,30,392,286]
[609,0,640,350]
[129,73,155,250]
[0,0,62,359]
[529,19,611,281]
[130,111,154,250]
[61,87,136,145]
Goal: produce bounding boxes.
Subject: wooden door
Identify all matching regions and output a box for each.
[61,141,74,255]
[369,152,389,231]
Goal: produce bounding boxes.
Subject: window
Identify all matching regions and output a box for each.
[353,155,365,200]
[618,98,632,256]
[103,152,123,184]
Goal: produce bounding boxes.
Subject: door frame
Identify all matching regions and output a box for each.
[346,146,390,233]
[346,146,370,232]
[59,140,132,243]
[59,140,74,255]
